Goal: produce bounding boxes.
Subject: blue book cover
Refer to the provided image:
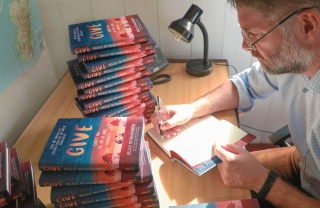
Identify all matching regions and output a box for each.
[69,15,149,55]
[38,117,145,172]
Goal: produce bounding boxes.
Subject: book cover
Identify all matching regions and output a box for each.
[82,68,156,95]
[69,14,149,55]
[81,86,152,109]
[147,115,256,176]
[69,58,152,90]
[77,77,153,101]
[83,49,155,73]
[0,148,28,207]
[0,142,11,198]
[17,161,37,208]
[77,41,156,62]
[83,90,153,115]
[168,198,260,208]
[82,56,156,80]
[38,117,145,171]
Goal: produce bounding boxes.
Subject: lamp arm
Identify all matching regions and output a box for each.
[196,21,209,64]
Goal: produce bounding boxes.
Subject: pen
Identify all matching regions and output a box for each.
[156,96,164,139]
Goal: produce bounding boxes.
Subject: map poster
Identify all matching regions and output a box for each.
[0,0,43,92]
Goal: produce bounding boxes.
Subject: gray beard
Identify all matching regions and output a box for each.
[263,32,314,75]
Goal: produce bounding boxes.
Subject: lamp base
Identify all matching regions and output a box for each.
[186,59,213,77]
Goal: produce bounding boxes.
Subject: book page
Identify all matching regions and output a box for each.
[147,115,220,166]
[147,115,252,168]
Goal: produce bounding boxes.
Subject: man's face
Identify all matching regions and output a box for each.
[237,6,314,75]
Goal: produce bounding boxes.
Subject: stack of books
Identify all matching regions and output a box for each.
[67,14,169,123]
[0,142,45,208]
[37,116,160,208]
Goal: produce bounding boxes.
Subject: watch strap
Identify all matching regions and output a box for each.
[257,169,279,199]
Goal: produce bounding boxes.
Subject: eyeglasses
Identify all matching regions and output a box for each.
[241,6,317,50]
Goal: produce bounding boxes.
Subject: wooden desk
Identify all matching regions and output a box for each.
[13,61,250,207]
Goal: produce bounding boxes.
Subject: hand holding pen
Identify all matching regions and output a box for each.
[156,96,164,139]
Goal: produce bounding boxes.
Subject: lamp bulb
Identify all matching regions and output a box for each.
[172,31,182,42]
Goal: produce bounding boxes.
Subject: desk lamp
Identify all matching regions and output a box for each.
[168,4,212,77]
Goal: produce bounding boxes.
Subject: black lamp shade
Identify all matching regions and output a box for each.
[168,4,203,43]
[168,4,212,77]
[168,19,193,42]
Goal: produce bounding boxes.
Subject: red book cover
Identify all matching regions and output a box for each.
[0,148,28,207]
[77,41,156,62]
[77,77,153,101]
[83,49,155,73]
[69,15,149,55]
[83,90,153,115]
[0,142,11,199]
[17,161,37,208]
[82,56,156,80]
[38,117,145,172]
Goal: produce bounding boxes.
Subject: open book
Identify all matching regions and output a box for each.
[147,115,256,176]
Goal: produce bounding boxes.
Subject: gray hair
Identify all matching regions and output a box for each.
[227,0,320,20]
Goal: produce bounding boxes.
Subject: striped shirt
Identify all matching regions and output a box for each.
[231,61,320,199]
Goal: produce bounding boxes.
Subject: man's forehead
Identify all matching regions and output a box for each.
[237,6,273,30]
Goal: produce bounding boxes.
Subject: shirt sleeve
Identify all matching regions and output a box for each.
[230,61,279,113]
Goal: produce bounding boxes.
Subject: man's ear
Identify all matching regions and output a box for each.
[296,9,320,42]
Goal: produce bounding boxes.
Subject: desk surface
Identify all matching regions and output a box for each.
[13,61,250,207]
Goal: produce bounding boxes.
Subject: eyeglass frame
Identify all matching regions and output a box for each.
[241,5,318,50]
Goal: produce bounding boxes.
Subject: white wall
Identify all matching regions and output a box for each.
[0,0,288,146]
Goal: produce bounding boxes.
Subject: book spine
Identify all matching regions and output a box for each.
[50,182,133,204]
[69,15,149,55]
[18,161,37,208]
[83,90,153,115]
[0,148,28,207]
[77,64,151,90]
[83,69,153,95]
[78,77,153,101]
[57,195,139,208]
[82,55,156,79]
[82,87,149,109]
[85,99,142,117]
[115,97,156,117]
[38,117,144,172]
[77,42,156,62]
[53,184,138,207]
[83,49,155,73]
[0,142,10,198]
[39,168,143,187]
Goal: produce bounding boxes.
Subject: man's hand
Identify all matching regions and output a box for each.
[150,104,194,138]
[214,143,269,193]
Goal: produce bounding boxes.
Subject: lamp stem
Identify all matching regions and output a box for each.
[196,21,209,64]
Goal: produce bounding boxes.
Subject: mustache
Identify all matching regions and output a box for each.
[251,51,261,59]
